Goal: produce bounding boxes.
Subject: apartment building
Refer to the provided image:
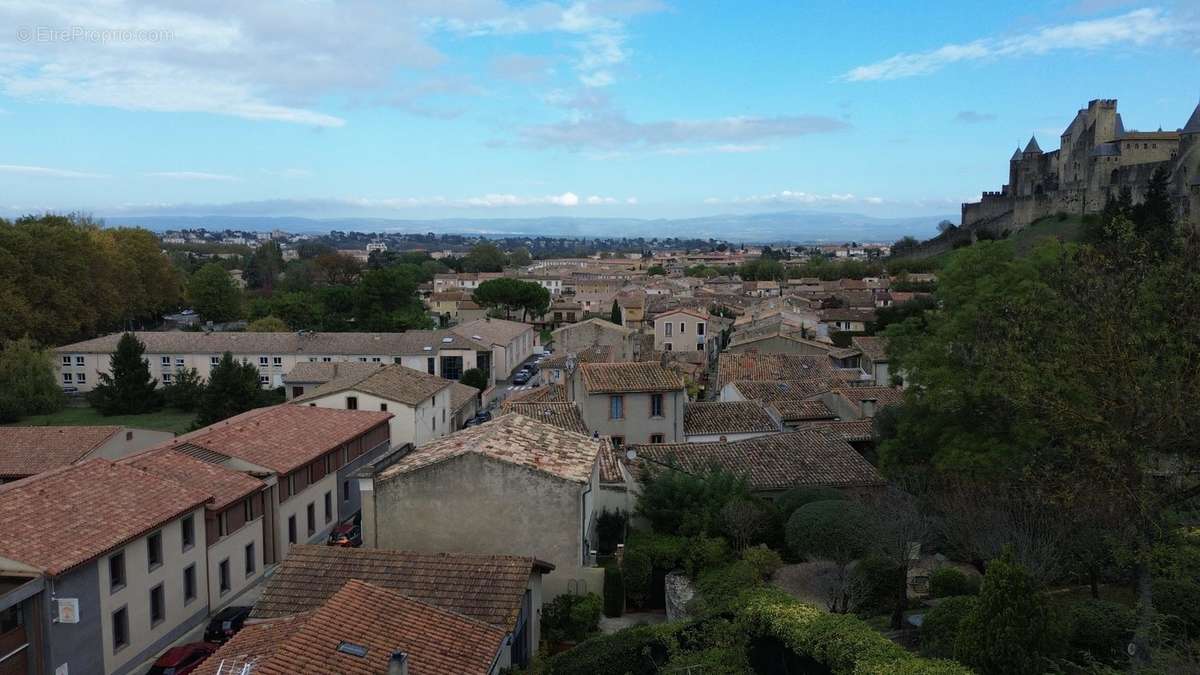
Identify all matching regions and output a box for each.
[652,308,720,361]
[452,318,535,380]
[568,362,687,446]
[54,330,494,393]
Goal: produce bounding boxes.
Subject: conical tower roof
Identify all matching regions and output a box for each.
[1024,135,1042,153]
[1010,147,1022,161]
[1183,100,1200,134]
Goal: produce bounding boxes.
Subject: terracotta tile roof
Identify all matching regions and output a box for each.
[282,361,381,384]
[502,402,589,435]
[729,379,838,402]
[0,426,119,479]
[541,345,612,370]
[159,405,391,474]
[817,307,877,323]
[834,387,905,414]
[771,400,837,423]
[684,401,779,436]
[252,580,506,675]
[451,318,532,347]
[506,383,567,404]
[122,447,265,511]
[251,545,547,630]
[0,459,209,576]
[718,352,834,390]
[449,381,481,414]
[580,362,685,394]
[192,615,308,675]
[851,336,889,362]
[630,430,884,491]
[597,443,625,484]
[291,364,451,406]
[551,317,633,338]
[811,419,876,443]
[55,330,489,356]
[379,413,600,484]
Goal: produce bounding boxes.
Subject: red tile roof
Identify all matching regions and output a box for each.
[718,352,834,390]
[380,413,600,484]
[771,400,837,423]
[159,405,391,474]
[580,362,685,394]
[0,426,119,479]
[193,615,308,675]
[250,580,506,675]
[728,378,837,402]
[0,459,210,576]
[810,419,877,443]
[684,401,779,436]
[122,447,265,511]
[506,383,567,404]
[502,402,589,435]
[630,429,884,491]
[834,387,905,414]
[251,545,548,630]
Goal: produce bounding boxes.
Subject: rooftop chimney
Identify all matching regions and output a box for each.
[861,398,878,419]
[388,651,409,675]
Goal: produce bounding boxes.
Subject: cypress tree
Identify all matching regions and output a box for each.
[196,352,264,426]
[88,333,161,415]
[610,299,622,325]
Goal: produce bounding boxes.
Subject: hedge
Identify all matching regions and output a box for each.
[920,596,978,659]
[928,567,980,599]
[1067,598,1133,665]
[538,623,678,675]
[737,587,973,675]
[603,565,624,618]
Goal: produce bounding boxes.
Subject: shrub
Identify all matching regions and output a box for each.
[542,593,603,643]
[920,596,978,658]
[785,500,873,563]
[595,509,627,556]
[741,545,783,581]
[621,532,686,608]
[692,560,761,615]
[929,567,979,598]
[851,556,905,615]
[460,368,488,392]
[775,486,846,522]
[683,534,732,577]
[1154,578,1200,636]
[603,565,624,618]
[539,622,677,675]
[1067,599,1133,665]
[953,549,1068,675]
[636,465,751,537]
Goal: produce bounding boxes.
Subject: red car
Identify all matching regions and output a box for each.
[148,642,218,675]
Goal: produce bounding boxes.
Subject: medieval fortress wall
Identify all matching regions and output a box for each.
[961,99,1200,233]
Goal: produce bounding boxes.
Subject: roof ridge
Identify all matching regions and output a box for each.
[340,579,511,635]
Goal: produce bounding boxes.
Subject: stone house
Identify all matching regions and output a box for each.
[551,318,639,362]
[568,362,687,446]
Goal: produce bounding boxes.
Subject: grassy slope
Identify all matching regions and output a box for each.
[6,406,195,434]
[1007,214,1087,256]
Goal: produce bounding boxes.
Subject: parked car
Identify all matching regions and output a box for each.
[148,642,217,675]
[512,370,532,385]
[465,410,493,427]
[328,511,363,547]
[204,605,252,644]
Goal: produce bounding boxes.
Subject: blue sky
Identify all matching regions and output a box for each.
[0,0,1197,222]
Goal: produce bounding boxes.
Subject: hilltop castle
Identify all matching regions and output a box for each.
[961,99,1200,232]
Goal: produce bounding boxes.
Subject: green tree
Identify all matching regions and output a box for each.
[188,263,242,323]
[785,499,875,612]
[954,548,1066,675]
[87,332,161,415]
[246,316,289,332]
[472,278,549,321]
[610,299,622,325]
[508,247,532,267]
[162,367,205,411]
[314,252,363,285]
[196,352,264,426]
[353,267,431,331]
[635,465,751,537]
[244,241,285,292]
[460,368,489,392]
[0,338,65,422]
[462,242,507,273]
[647,264,666,276]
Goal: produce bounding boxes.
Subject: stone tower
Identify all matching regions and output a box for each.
[1178,100,1200,224]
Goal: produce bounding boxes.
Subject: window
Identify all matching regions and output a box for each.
[343,480,351,502]
[181,515,195,551]
[650,393,664,418]
[292,386,304,398]
[380,403,388,412]
[162,356,171,366]
[358,357,368,362]
[63,372,73,383]
[322,357,332,362]
[210,356,220,365]
[306,503,316,536]
[288,515,297,545]
[273,356,283,367]
[697,343,704,352]
[76,372,86,384]
[440,355,464,380]
[650,434,665,444]
[697,323,705,336]
[426,357,435,374]
[371,356,381,362]
[147,531,163,571]
[679,322,686,334]
[218,513,228,538]
[62,355,72,366]
[258,375,269,386]
[112,607,129,652]
[218,559,230,594]
[664,322,672,337]
[346,396,358,410]
[245,542,256,577]
[149,584,165,626]
[258,356,268,366]
[663,342,672,351]
[609,395,624,419]
[75,355,85,366]
[324,491,333,523]
[162,373,172,384]
[175,357,185,367]
[432,417,436,431]
[183,564,196,604]
[611,436,624,448]
[109,552,126,592]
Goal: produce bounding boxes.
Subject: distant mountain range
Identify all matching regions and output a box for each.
[103,210,955,244]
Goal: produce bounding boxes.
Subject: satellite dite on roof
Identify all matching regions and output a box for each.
[441,337,453,343]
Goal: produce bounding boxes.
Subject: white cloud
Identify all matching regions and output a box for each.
[144,171,238,181]
[708,191,886,207]
[106,191,629,215]
[844,8,1183,81]
[489,53,553,83]
[0,163,108,178]
[0,1,664,125]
